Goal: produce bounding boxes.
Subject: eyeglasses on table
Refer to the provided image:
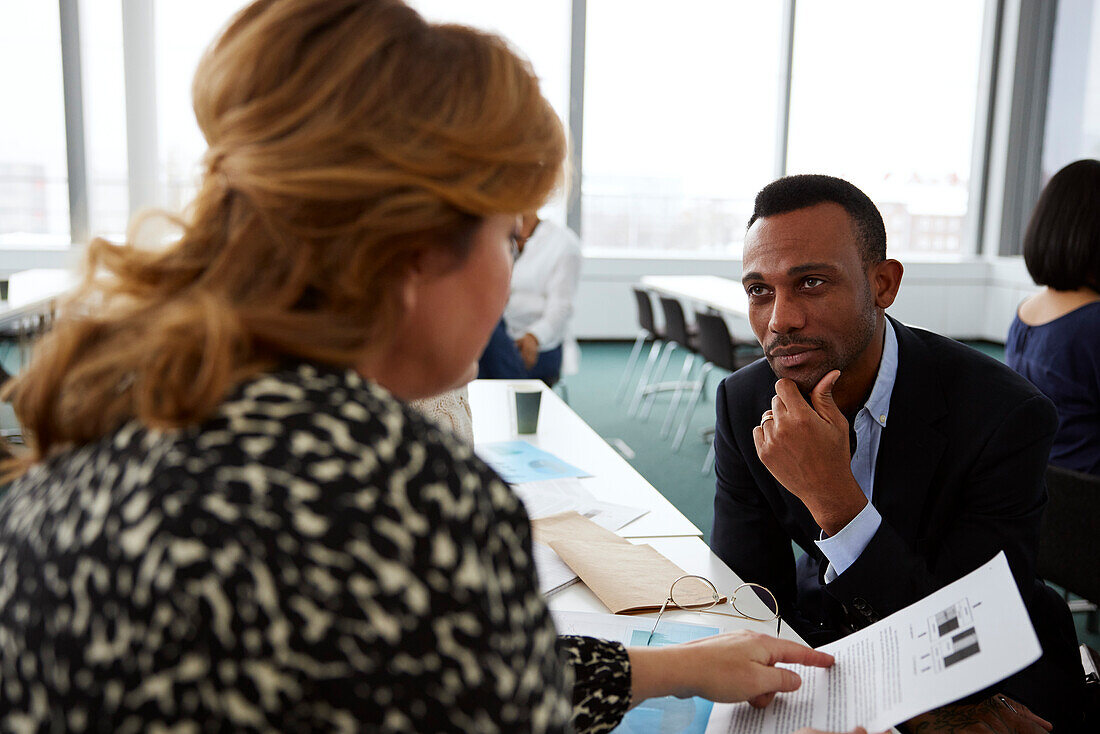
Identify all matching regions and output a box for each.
[646,574,781,645]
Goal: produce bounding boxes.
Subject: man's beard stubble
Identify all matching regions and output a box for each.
[764,287,878,396]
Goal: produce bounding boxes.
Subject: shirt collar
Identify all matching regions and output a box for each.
[861,318,899,427]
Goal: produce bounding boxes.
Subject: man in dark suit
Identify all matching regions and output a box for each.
[711,174,1083,730]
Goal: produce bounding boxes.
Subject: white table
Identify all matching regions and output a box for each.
[469,379,702,538]
[641,274,749,319]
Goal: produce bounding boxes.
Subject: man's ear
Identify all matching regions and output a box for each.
[870,259,903,309]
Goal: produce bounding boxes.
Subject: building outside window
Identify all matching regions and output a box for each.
[786,0,986,256]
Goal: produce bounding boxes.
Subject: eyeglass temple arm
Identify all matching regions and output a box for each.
[646,598,672,646]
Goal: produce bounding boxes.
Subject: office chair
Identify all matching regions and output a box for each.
[618,288,663,403]
[1038,464,1100,633]
[672,310,762,451]
[638,296,700,426]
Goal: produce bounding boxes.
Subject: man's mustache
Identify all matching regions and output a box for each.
[764,336,828,358]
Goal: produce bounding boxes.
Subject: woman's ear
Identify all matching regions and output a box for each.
[399,246,437,312]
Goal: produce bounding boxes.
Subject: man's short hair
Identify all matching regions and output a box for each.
[747,174,887,265]
[1022,159,1100,291]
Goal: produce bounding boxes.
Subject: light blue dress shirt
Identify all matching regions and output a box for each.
[815,319,898,583]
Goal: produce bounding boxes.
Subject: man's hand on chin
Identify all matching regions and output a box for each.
[752,370,867,536]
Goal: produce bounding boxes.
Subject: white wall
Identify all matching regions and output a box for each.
[574,254,1038,343]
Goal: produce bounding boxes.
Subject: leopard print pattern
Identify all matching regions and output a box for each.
[0,363,630,732]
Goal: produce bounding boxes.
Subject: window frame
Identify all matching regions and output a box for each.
[0,0,1065,281]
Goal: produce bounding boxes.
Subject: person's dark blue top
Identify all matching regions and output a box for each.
[1006,300,1100,475]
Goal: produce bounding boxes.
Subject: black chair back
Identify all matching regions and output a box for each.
[694,310,761,372]
[632,288,659,337]
[694,311,737,371]
[658,296,693,349]
[1038,464,1100,604]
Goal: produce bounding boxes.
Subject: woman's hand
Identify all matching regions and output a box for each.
[515,333,539,369]
[627,630,834,708]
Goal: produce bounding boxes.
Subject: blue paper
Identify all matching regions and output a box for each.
[612,622,719,734]
[476,440,590,484]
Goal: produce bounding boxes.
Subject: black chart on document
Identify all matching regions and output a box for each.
[912,598,983,674]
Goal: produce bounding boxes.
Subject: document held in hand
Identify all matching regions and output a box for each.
[705,552,1041,733]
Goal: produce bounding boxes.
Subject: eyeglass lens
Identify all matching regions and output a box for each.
[731,582,780,622]
[669,575,720,610]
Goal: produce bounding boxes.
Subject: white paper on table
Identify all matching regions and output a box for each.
[532,541,581,596]
[706,552,1041,734]
[513,477,648,531]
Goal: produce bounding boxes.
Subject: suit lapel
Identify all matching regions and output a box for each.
[872,319,949,542]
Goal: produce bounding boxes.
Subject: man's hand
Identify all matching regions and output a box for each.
[516,333,539,369]
[905,694,1052,733]
[752,370,867,535]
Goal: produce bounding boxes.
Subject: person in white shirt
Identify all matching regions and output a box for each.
[479,213,582,384]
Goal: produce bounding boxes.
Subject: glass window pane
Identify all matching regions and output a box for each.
[787,0,985,255]
[408,0,572,225]
[154,1,250,214]
[81,0,129,239]
[1043,0,1100,179]
[582,1,783,254]
[0,2,70,244]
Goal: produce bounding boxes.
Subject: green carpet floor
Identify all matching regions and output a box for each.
[562,339,1099,651]
[560,341,723,542]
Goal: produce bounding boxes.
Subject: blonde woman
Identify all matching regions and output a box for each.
[0,1,848,731]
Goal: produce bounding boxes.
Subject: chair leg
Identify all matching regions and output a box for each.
[616,332,648,402]
[701,441,715,475]
[628,340,664,416]
[661,353,696,438]
[673,363,712,451]
[638,343,677,420]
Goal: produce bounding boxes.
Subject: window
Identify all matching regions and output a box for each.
[0,2,69,244]
[81,0,129,239]
[1042,0,1100,180]
[408,0,573,225]
[582,1,784,254]
[155,1,250,213]
[786,0,986,255]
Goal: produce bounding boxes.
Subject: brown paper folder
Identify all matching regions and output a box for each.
[549,539,720,614]
[530,510,630,547]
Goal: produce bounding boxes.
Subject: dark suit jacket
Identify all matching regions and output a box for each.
[711,317,1083,726]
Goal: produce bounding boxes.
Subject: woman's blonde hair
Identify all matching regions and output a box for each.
[2,0,565,475]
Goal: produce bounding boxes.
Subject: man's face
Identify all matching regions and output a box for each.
[741,202,879,395]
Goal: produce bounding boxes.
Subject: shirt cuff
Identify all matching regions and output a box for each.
[528,321,560,351]
[814,501,882,583]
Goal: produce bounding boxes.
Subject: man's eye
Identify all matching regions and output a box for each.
[802,277,824,289]
[746,285,768,297]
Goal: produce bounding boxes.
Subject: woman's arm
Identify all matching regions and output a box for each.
[627,630,834,709]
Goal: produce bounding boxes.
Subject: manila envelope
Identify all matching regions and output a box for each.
[549,539,722,615]
[530,510,631,548]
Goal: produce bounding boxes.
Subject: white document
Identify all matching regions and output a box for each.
[514,477,648,531]
[706,552,1041,733]
[532,541,581,596]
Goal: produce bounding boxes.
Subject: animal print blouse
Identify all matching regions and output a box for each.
[0,363,631,731]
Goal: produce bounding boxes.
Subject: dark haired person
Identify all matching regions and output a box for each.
[1006,158,1100,476]
[710,174,1084,729]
